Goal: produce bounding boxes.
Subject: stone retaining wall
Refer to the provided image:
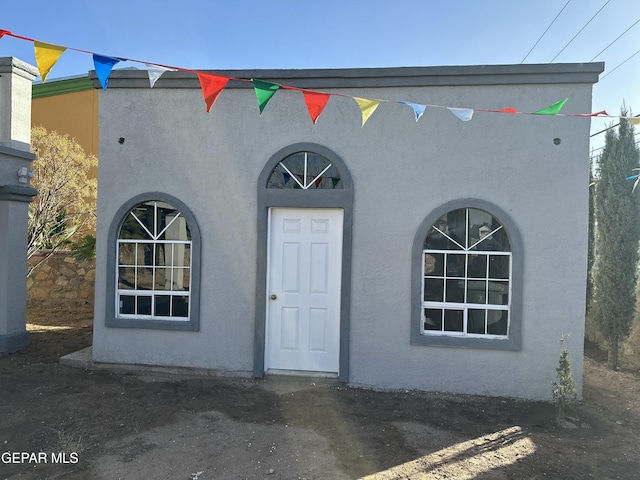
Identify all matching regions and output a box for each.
[27,251,95,304]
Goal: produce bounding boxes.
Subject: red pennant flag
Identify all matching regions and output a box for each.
[302,90,331,124]
[574,110,608,117]
[197,73,229,113]
[481,107,518,114]
[314,176,323,188]
[0,30,12,39]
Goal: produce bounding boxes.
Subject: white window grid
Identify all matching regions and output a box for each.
[421,249,512,338]
[116,203,192,320]
[279,151,333,190]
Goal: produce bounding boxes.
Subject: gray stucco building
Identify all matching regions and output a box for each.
[91,63,602,400]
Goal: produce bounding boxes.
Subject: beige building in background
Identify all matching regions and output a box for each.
[31,75,99,179]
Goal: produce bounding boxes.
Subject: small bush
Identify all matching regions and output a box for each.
[552,335,577,422]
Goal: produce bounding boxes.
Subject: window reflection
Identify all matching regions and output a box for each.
[421,207,511,338]
[116,201,192,320]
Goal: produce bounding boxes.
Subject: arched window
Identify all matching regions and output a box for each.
[422,208,511,336]
[106,193,200,331]
[412,201,522,350]
[267,151,342,189]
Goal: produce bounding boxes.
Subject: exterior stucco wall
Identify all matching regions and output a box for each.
[92,65,599,399]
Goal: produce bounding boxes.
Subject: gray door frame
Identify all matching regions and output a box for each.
[253,143,353,382]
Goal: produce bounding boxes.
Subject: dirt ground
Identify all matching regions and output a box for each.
[1,302,639,479]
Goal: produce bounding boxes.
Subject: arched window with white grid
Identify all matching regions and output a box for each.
[412,201,522,351]
[422,207,511,337]
[106,193,201,331]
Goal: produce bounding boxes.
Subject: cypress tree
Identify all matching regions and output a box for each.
[587,154,597,306]
[593,114,640,370]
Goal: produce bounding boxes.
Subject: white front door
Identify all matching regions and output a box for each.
[266,208,343,375]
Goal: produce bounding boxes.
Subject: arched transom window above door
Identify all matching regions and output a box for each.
[267,151,343,190]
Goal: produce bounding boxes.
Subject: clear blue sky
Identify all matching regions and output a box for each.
[1,0,639,153]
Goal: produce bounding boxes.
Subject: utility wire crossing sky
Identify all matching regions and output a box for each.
[1,0,639,153]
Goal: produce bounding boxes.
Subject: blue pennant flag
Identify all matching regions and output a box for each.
[399,101,427,121]
[93,54,120,90]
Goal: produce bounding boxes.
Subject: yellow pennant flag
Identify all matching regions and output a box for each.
[627,117,640,125]
[354,97,380,127]
[34,41,66,82]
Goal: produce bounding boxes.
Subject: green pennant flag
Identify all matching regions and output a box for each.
[532,98,568,115]
[252,79,281,114]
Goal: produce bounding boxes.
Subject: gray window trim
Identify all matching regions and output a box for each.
[106,192,201,331]
[254,143,353,382]
[411,199,523,351]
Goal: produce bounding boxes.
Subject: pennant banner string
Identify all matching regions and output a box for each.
[0,29,625,123]
[399,101,427,122]
[252,79,281,114]
[147,64,176,88]
[354,97,380,126]
[34,41,66,82]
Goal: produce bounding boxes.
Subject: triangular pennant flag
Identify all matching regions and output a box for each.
[331,178,340,188]
[532,98,568,115]
[575,110,607,117]
[625,117,640,125]
[0,30,11,39]
[252,79,281,114]
[34,41,66,82]
[302,90,331,124]
[93,54,120,90]
[283,172,291,184]
[314,176,323,188]
[447,107,474,122]
[146,64,176,88]
[479,107,518,114]
[399,101,426,121]
[197,73,229,113]
[354,97,380,127]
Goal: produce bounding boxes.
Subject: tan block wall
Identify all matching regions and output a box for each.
[27,251,95,305]
[32,88,99,236]
[32,89,99,159]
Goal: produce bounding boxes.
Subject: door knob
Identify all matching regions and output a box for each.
[270,294,277,300]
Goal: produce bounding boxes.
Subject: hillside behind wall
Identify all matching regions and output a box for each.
[27,251,94,305]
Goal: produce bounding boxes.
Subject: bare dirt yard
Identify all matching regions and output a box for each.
[1,301,639,479]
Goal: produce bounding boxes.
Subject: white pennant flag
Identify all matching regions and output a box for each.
[446,107,474,122]
[146,64,176,88]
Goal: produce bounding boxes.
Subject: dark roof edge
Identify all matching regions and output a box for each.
[89,63,605,90]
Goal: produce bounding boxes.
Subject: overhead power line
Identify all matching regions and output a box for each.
[520,0,571,63]
[590,113,640,139]
[590,18,640,61]
[550,0,611,62]
[600,48,640,80]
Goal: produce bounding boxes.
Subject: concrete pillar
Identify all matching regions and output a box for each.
[0,57,38,354]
